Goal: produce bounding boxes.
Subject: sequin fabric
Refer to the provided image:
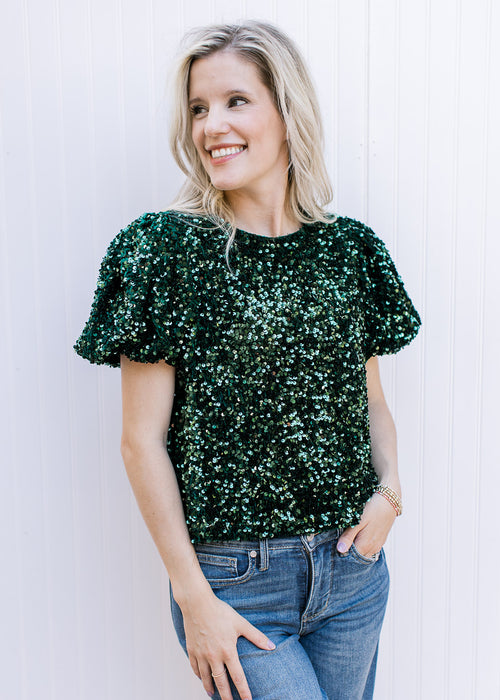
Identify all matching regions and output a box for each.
[74,210,421,543]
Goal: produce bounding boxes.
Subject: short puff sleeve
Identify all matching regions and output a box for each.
[73,212,179,368]
[353,222,421,359]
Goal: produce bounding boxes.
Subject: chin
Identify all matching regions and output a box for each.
[209,176,243,192]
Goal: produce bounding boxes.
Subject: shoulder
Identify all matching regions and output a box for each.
[322,215,388,252]
[104,209,210,264]
[121,209,219,244]
[112,210,183,249]
[315,215,391,267]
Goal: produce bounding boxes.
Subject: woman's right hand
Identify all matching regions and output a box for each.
[180,590,275,700]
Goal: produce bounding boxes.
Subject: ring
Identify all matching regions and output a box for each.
[212,669,226,679]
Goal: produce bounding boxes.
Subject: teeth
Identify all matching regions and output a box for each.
[211,146,245,159]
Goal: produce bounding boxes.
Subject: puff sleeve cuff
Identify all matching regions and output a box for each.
[354,223,421,359]
[73,212,179,368]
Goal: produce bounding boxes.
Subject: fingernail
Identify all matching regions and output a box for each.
[337,541,348,553]
[268,640,276,650]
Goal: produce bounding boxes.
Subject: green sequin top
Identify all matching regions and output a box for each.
[74,210,421,543]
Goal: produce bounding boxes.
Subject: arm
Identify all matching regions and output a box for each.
[336,356,401,557]
[120,356,274,700]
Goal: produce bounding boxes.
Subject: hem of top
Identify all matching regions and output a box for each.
[366,322,421,359]
[73,346,177,369]
[190,527,345,547]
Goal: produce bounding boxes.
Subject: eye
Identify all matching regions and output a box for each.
[190,104,207,117]
[229,96,248,107]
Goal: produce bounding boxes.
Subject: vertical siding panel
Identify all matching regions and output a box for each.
[389,3,428,698]
[476,0,500,693]
[16,2,52,697]
[472,3,492,695]
[151,0,185,210]
[388,6,401,693]
[333,1,339,207]
[0,22,24,697]
[25,0,82,694]
[53,0,83,691]
[275,0,307,49]
[362,0,370,222]
[246,0,277,22]
[211,0,246,22]
[445,3,461,698]
[366,0,398,238]
[416,4,431,699]
[416,2,459,699]
[181,0,216,27]
[448,1,489,697]
[305,0,336,201]
[335,0,368,217]
[473,0,500,698]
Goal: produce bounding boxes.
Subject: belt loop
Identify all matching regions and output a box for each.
[259,538,269,571]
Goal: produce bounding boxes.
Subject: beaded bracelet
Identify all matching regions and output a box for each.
[374,484,403,516]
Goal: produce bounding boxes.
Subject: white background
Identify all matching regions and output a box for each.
[1,1,499,698]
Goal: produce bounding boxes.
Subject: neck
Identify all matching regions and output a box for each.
[225,185,300,238]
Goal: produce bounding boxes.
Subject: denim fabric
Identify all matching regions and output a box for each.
[169,529,390,700]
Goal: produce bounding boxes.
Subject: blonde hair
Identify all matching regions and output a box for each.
[168,20,334,266]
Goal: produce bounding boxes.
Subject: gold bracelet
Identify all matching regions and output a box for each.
[374,484,403,516]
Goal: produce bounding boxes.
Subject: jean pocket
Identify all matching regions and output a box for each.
[195,548,257,588]
[338,543,381,565]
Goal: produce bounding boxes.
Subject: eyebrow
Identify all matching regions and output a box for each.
[188,89,252,106]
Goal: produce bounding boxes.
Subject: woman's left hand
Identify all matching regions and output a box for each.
[336,492,398,558]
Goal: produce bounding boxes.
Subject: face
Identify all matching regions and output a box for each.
[188,50,289,197]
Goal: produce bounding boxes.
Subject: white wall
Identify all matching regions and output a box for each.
[1,1,499,698]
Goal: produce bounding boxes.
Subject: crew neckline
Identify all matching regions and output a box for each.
[235,224,307,241]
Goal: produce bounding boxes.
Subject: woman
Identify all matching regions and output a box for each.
[75,20,421,700]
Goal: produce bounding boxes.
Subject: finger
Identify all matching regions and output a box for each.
[212,667,233,700]
[336,525,360,553]
[226,658,252,700]
[239,619,276,651]
[198,660,215,696]
[188,652,202,680]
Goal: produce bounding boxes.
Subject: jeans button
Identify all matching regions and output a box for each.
[250,550,258,558]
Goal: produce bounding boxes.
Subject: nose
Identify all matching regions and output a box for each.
[203,106,230,137]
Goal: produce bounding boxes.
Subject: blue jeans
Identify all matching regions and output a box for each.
[169,529,390,700]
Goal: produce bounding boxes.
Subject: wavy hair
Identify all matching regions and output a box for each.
[168,20,334,266]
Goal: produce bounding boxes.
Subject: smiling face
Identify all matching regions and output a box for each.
[188,50,289,199]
